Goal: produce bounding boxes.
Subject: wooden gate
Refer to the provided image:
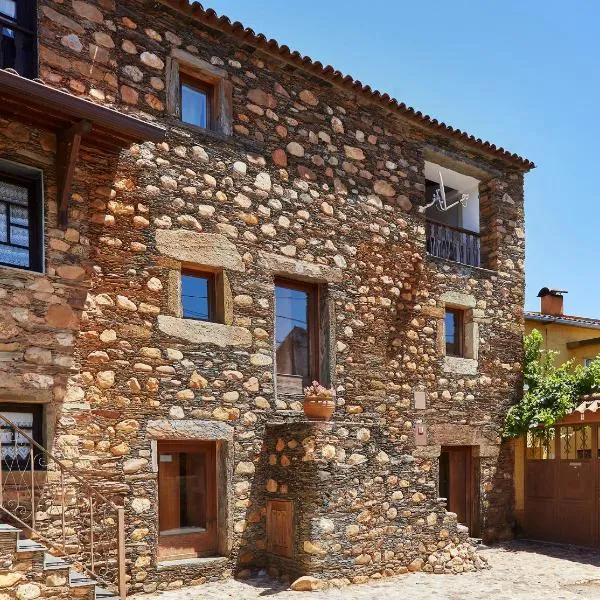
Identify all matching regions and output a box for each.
[524,423,598,546]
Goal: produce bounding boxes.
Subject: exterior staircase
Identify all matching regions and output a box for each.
[0,413,126,598]
[0,524,118,599]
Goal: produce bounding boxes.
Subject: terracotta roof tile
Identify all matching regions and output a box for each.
[525,311,600,329]
[161,1,535,171]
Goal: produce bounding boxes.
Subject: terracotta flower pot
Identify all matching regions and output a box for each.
[303,394,335,421]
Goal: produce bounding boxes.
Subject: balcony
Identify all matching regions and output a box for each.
[426,220,481,267]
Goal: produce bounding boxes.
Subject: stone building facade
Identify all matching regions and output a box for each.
[0,0,533,595]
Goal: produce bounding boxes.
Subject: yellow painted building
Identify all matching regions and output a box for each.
[525,288,600,367]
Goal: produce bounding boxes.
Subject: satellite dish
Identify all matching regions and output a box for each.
[420,171,469,213]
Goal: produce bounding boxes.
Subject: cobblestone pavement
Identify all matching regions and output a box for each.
[147,541,600,599]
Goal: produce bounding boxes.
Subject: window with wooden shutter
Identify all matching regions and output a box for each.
[266,499,294,558]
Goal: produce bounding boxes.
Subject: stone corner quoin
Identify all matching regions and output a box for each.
[0,0,527,594]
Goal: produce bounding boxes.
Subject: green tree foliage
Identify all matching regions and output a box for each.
[504,329,600,437]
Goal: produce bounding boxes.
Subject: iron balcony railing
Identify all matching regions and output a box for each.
[426,219,481,268]
[0,413,127,598]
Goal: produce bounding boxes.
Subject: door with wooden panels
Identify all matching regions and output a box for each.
[524,424,599,547]
[439,446,473,530]
[266,499,294,558]
[158,441,217,561]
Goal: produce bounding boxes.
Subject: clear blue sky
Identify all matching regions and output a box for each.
[206,0,599,317]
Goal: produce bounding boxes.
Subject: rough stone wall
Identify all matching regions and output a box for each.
[0,0,526,594]
[264,421,488,583]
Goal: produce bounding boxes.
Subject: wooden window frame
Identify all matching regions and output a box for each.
[179,72,214,131]
[445,308,464,358]
[166,51,233,137]
[0,170,43,273]
[181,268,217,323]
[0,402,43,471]
[274,278,320,386]
[0,0,37,78]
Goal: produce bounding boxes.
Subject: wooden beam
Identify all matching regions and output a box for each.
[566,337,600,350]
[56,120,91,227]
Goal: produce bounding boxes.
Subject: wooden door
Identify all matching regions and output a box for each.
[524,424,599,547]
[157,441,218,561]
[266,499,294,558]
[440,446,473,529]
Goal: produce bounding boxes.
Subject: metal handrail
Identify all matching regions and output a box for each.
[425,219,481,267]
[0,413,126,598]
[0,413,118,509]
[425,218,481,238]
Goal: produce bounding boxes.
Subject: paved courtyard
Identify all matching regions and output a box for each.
[148,540,600,599]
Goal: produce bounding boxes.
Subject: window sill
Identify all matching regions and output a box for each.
[168,119,264,153]
[157,315,251,347]
[443,356,478,375]
[0,263,45,278]
[426,253,496,276]
[157,556,228,570]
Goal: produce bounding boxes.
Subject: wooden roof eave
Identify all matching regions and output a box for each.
[0,69,165,227]
[0,69,165,147]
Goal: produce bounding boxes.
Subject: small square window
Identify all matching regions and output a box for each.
[445,308,464,357]
[0,169,43,272]
[180,74,212,129]
[181,269,215,321]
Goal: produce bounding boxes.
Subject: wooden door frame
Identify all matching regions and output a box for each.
[440,445,474,531]
[157,440,218,561]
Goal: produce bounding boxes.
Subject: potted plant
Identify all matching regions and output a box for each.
[303,381,335,421]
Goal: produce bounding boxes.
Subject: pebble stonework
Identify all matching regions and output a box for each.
[0,0,532,595]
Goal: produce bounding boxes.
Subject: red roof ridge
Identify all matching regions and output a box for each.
[525,311,600,325]
[161,1,535,171]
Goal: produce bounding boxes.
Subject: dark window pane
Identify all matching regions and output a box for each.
[0,204,7,242]
[445,310,461,356]
[275,284,310,384]
[181,83,208,128]
[0,0,16,19]
[0,243,29,267]
[0,177,32,268]
[179,452,207,529]
[0,179,28,205]
[10,204,28,225]
[10,225,28,247]
[182,273,211,320]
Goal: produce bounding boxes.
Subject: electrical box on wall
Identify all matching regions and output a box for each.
[414,390,427,409]
[415,423,427,446]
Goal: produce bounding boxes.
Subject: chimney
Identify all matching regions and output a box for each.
[537,287,567,316]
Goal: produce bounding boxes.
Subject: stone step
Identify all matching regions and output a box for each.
[70,572,97,588]
[0,520,110,599]
[95,586,120,599]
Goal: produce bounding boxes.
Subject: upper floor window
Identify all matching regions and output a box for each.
[180,74,212,130]
[424,161,481,267]
[0,0,37,78]
[166,49,233,136]
[445,308,464,357]
[0,166,43,272]
[181,269,215,321]
[275,279,319,395]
